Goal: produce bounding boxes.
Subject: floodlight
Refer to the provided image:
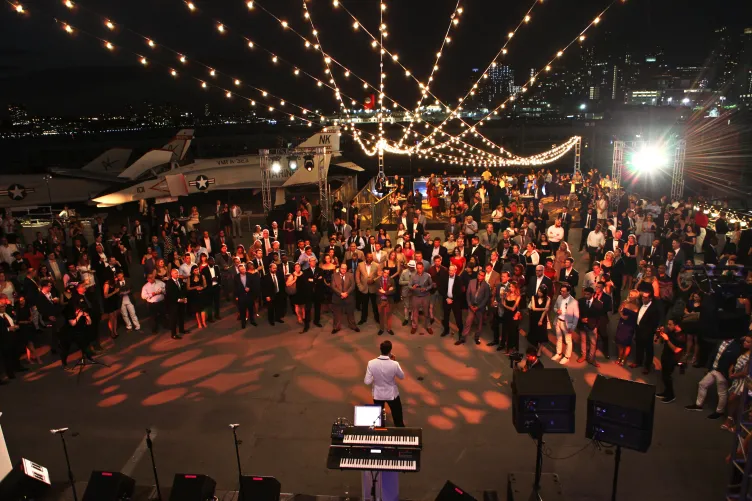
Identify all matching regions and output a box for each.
[271,157,282,173]
[303,154,315,171]
[288,157,298,170]
[629,145,668,171]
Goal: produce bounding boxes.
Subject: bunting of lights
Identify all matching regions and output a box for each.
[421,0,625,153]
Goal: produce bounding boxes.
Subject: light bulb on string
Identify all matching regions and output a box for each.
[226,91,232,98]
[201,81,207,89]
[303,11,310,19]
[247,40,254,48]
[104,41,114,50]
[179,55,187,63]
[63,0,74,9]
[63,24,74,34]
[170,69,177,77]
[209,69,216,77]
[186,2,195,11]
[246,1,253,9]
[105,20,115,30]
[140,56,147,65]
[234,79,241,86]
[147,39,155,48]
[217,23,225,33]
[281,20,288,28]
[14,3,24,13]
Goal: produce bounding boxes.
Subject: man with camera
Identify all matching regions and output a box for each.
[364,340,405,427]
[656,318,686,404]
[60,283,96,371]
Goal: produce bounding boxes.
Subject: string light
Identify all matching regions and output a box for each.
[226,91,232,98]
[104,41,113,50]
[246,1,254,9]
[217,23,225,33]
[179,55,187,63]
[247,40,254,48]
[201,81,207,88]
[209,68,216,77]
[140,56,147,65]
[15,4,24,13]
[147,39,155,48]
[170,69,177,76]
[186,2,195,11]
[63,0,74,9]
[63,24,74,34]
[105,20,114,30]
[234,78,241,85]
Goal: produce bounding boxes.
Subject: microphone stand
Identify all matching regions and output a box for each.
[51,428,78,501]
[230,424,245,501]
[611,445,622,501]
[145,429,163,501]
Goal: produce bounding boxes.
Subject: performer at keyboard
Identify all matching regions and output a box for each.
[364,340,405,427]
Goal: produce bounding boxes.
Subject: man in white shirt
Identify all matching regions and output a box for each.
[546,218,565,255]
[586,224,606,263]
[552,284,579,364]
[140,273,166,334]
[364,340,405,427]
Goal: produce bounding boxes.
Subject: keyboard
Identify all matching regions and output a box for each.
[327,446,421,472]
[332,426,423,448]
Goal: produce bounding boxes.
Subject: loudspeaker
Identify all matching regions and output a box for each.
[435,480,477,501]
[0,459,51,500]
[512,368,576,434]
[82,470,135,501]
[169,473,216,501]
[586,375,655,452]
[239,475,281,501]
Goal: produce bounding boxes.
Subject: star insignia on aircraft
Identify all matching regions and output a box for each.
[101,158,120,171]
[188,175,215,191]
[0,184,35,201]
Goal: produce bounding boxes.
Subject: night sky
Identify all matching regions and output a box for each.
[0,0,748,116]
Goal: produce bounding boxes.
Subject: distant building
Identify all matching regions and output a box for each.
[475,65,515,108]
[8,104,29,127]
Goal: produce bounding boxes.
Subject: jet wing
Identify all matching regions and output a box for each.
[117,149,175,180]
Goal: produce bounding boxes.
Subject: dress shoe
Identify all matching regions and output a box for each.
[276,319,284,323]
[331,328,341,334]
[589,360,601,368]
[171,334,183,340]
[181,330,190,335]
[352,327,361,332]
[410,327,417,334]
[358,320,366,325]
[241,322,246,328]
[388,330,395,336]
[454,338,465,346]
[440,331,450,337]
[314,322,323,328]
[427,328,433,335]
[474,339,481,345]
[301,327,309,334]
[378,330,384,336]
[250,321,258,326]
[551,353,562,361]
[16,367,29,372]
[401,319,409,326]
[487,341,499,346]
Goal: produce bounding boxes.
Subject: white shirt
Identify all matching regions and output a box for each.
[665,259,673,277]
[637,301,651,325]
[364,355,405,401]
[586,231,605,249]
[141,280,165,303]
[447,275,456,299]
[203,238,212,254]
[546,225,564,243]
[554,295,579,331]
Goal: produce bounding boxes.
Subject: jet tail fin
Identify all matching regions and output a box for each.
[81,148,132,173]
[297,126,340,156]
[164,129,194,162]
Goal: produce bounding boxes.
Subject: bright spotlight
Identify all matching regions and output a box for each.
[303,154,315,171]
[288,157,298,170]
[271,157,282,173]
[579,103,587,110]
[629,145,668,172]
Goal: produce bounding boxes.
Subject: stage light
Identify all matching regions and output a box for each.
[288,157,298,170]
[629,145,668,172]
[271,157,282,173]
[303,154,315,171]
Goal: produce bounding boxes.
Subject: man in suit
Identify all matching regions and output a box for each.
[621,209,637,236]
[644,238,664,268]
[251,249,267,277]
[375,267,396,335]
[604,229,625,257]
[260,229,276,258]
[665,249,680,285]
[321,237,344,263]
[306,224,322,257]
[428,256,449,325]
[410,216,425,243]
[479,223,499,257]
[330,263,360,334]
[576,287,603,366]
[457,269,491,345]
[630,290,663,374]
[294,210,308,241]
[202,256,222,321]
[234,264,257,328]
[356,252,381,325]
[559,206,573,242]
[558,257,579,297]
[439,264,465,338]
[669,240,686,275]
[579,207,597,251]
[261,263,286,326]
[444,216,461,241]
[302,256,325,332]
[526,265,554,301]
[469,235,486,268]
[93,216,108,240]
[165,268,188,339]
[468,196,482,224]
[427,237,449,268]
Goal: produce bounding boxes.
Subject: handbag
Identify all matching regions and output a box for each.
[285,281,297,296]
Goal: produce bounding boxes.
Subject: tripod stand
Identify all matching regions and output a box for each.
[230,424,245,501]
[51,427,78,501]
[73,353,110,383]
[528,418,545,501]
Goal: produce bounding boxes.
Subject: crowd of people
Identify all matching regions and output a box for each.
[0,168,750,442]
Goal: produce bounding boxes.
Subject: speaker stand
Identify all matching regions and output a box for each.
[54,429,78,501]
[528,417,545,501]
[611,446,622,501]
[230,424,246,501]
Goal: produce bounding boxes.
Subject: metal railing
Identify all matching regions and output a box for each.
[328,175,359,221]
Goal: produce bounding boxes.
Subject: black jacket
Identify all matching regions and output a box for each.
[165,278,187,308]
[635,301,663,339]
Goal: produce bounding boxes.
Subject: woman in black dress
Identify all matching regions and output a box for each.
[187,264,208,329]
[102,277,121,339]
[286,263,305,324]
[15,295,42,364]
[283,213,296,257]
[537,234,552,263]
[527,285,550,356]
[500,282,522,353]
